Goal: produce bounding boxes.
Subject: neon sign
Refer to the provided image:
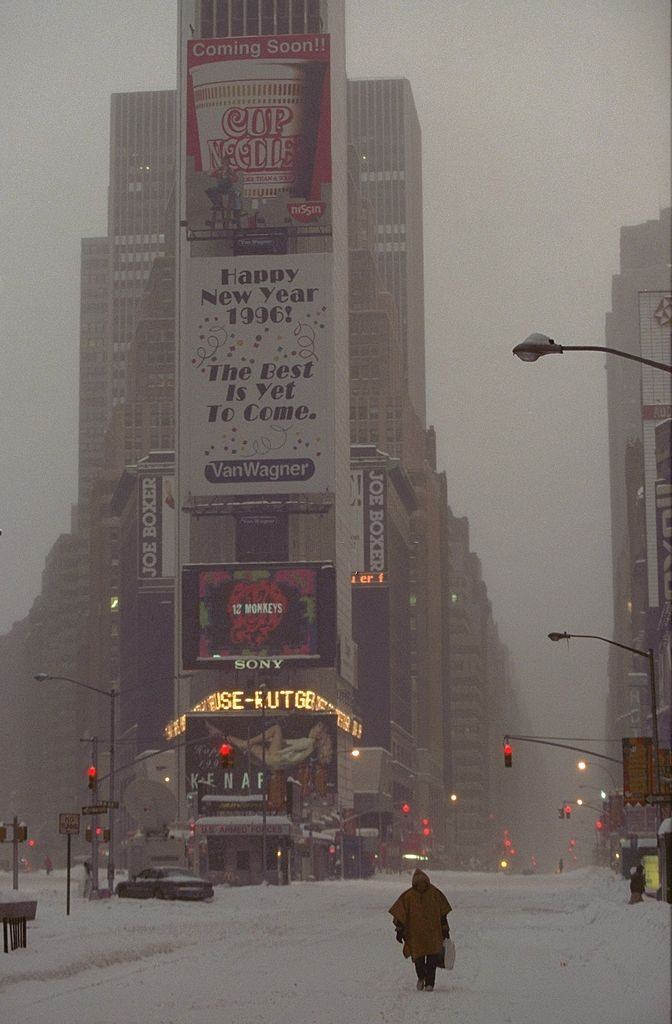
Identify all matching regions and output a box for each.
[165,689,363,741]
[351,572,387,585]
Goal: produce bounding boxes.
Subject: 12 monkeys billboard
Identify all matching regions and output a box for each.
[185,34,332,249]
[180,254,334,495]
[181,562,336,669]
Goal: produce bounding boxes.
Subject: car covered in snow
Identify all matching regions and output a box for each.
[116,867,214,901]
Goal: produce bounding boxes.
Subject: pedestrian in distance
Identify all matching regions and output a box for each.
[628,864,645,904]
[43,854,53,875]
[389,867,452,991]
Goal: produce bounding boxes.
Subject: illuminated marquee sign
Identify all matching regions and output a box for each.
[181,561,336,669]
[351,572,387,586]
[165,689,363,741]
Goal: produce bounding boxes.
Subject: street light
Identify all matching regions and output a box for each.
[547,633,662,804]
[34,673,117,895]
[513,333,672,373]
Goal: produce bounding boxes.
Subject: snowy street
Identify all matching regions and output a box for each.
[1,867,669,1024]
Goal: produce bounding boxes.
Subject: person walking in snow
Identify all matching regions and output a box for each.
[389,868,452,991]
[629,864,645,904]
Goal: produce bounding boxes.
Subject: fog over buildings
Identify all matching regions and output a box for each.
[1,1,669,866]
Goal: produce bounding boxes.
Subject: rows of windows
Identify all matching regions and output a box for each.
[199,0,322,37]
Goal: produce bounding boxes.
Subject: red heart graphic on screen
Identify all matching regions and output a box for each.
[227,580,286,646]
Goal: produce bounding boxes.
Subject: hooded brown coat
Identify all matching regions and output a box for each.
[388,868,452,959]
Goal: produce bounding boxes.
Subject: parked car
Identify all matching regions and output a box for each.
[117,867,214,901]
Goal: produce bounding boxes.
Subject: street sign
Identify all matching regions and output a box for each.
[101,800,119,809]
[59,813,80,835]
[81,804,108,816]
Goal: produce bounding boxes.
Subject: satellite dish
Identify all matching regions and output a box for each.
[123,779,177,833]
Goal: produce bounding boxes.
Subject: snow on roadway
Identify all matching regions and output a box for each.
[0,867,669,1024]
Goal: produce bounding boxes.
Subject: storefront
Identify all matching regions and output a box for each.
[194,816,299,885]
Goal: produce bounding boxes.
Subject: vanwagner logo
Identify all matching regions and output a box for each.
[287,201,326,222]
[205,458,315,484]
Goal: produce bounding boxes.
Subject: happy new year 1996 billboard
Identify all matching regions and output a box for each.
[182,561,336,669]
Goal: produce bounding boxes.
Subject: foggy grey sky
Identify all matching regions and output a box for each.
[1,2,670,827]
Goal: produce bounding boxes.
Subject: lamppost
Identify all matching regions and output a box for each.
[513,333,672,373]
[547,633,662,806]
[257,678,268,884]
[449,793,459,867]
[34,673,117,894]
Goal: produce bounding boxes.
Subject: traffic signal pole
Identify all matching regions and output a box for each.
[503,734,622,766]
[90,737,99,898]
[12,815,19,891]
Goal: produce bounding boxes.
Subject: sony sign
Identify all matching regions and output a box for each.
[234,658,284,670]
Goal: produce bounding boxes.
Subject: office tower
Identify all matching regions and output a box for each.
[79,238,111,516]
[108,91,176,409]
[348,78,427,428]
[605,208,671,739]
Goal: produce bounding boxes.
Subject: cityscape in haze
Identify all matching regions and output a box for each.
[0,2,669,1020]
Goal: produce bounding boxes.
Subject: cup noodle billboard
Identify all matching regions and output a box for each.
[186,35,332,247]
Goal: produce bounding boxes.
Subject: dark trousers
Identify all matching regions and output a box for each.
[414,954,439,987]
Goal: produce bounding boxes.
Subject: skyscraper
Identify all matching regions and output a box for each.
[348,78,427,428]
[108,91,176,409]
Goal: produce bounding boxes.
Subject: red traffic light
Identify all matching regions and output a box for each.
[503,743,513,768]
[401,802,411,815]
[564,804,572,818]
[87,765,97,790]
[219,742,234,769]
[595,819,604,830]
[422,827,431,837]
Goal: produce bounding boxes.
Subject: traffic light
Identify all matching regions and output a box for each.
[421,818,431,837]
[85,827,92,842]
[503,742,513,768]
[564,804,572,819]
[0,826,6,842]
[595,818,604,831]
[218,742,234,770]
[87,765,97,791]
[16,825,27,842]
[102,829,111,842]
[558,807,565,819]
[401,802,411,816]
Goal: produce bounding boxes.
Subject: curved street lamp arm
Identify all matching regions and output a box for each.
[549,632,648,659]
[35,673,116,699]
[561,345,672,374]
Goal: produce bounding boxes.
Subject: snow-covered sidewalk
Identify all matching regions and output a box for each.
[0,867,669,1024]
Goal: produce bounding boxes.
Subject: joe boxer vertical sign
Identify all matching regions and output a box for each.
[180,254,334,496]
[351,468,387,572]
[138,475,177,581]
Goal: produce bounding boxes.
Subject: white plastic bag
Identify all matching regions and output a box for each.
[443,937,456,970]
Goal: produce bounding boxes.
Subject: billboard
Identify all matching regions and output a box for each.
[185,711,338,813]
[186,34,332,252]
[622,737,653,805]
[350,468,387,572]
[179,253,334,495]
[137,475,176,581]
[181,561,336,668]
